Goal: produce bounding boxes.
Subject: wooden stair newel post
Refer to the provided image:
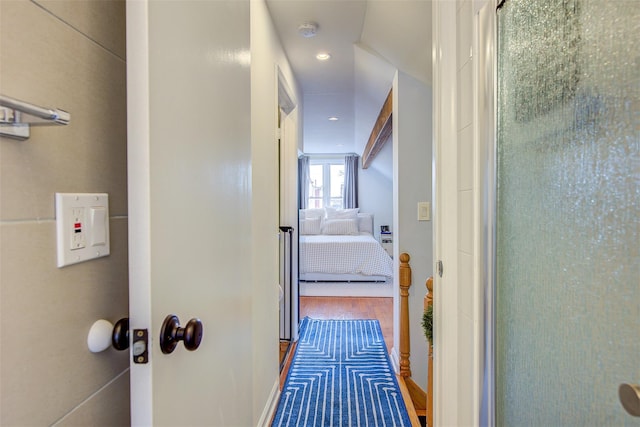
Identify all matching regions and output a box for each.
[399,253,412,379]
[426,277,434,427]
[398,253,427,419]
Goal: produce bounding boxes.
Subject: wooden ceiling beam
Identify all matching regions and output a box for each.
[362,89,392,169]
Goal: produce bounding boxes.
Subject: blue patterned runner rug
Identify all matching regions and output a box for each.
[272,318,411,427]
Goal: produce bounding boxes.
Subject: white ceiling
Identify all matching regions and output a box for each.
[265,0,432,154]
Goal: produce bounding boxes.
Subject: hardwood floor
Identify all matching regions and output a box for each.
[279,297,393,380]
[299,296,394,354]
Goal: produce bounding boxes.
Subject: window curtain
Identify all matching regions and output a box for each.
[298,155,310,209]
[343,154,359,209]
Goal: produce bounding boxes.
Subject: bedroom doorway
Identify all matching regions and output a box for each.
[297,153,396,347]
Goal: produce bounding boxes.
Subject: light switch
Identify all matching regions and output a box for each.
[90,207,107,246]
[56,193,110,267]
[418,202,431,221]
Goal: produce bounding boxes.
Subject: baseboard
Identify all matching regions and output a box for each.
[390,346,400,374]
[257,379,280,427]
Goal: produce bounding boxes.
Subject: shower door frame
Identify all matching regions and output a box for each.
[476,1,497,426]
[480,0,639,424]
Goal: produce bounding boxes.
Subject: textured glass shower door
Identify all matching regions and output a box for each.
[496,1,639,425]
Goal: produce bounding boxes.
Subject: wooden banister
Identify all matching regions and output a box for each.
[425,276,434,427]
[398,253,427,419]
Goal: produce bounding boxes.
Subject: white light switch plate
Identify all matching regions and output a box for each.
[418,201,431,221]
[56,193,110,267]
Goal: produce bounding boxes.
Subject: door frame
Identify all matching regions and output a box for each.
[432,0,496,425]
[277,67,300,342]
[126,1,152,424]
[432,0,462,424]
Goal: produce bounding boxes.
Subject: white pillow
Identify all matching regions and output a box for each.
[322,218,359,235]
[325,207,359,219]
[357,213,374,235]
[299,217,322,235]
[300,208,325,220]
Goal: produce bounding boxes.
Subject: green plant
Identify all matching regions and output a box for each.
[421,304,433,344]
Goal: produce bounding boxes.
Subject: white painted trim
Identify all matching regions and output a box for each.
[257,379,281,427]
[277,68,296,115]
[126,1,153,425]
[432,1,460,426]
[390,347,400,374]
[277,66,300,342]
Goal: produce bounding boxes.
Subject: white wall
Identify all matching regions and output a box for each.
[354,44,395,236]
[392,71,433,392]
[353,43,396,157]
[359,139,393,240]
[250,1,301,423]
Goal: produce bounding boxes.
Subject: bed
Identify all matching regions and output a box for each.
[298,209,393,297]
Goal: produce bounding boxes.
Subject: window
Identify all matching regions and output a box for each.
[307,160,344,209]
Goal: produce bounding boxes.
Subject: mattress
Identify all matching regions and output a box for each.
[299,233,393,279]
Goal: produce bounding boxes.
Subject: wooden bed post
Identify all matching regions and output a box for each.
[398,253,427,419]
[425,276,434,427]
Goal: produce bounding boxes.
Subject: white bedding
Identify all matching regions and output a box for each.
[299,233,393,279]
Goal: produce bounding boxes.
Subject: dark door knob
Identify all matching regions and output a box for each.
[112,317,129,351]
[160,315,203,354]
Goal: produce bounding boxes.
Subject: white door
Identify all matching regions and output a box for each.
[127,1,254,425]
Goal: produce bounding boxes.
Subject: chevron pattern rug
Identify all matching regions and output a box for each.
[272,318,411,427]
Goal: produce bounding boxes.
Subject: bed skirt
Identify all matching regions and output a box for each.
[299,278,393,297]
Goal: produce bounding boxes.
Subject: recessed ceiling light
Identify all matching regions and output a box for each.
[328,116,339,121]
[316,52,331,61]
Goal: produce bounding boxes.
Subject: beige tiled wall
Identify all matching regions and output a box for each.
[0,0,130,425]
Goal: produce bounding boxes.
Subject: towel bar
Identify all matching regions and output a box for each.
[0,94,70,140]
